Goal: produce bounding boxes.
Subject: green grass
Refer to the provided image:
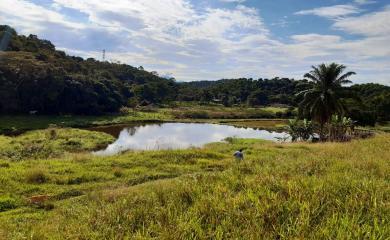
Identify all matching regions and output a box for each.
[221,119,288,131]
[0,128,114,161]
[169,105,292,119]
[364,122,390,133]
[0,127,389,239]
[0,111,172,135]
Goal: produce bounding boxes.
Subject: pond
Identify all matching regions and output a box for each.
[91,122,289,155]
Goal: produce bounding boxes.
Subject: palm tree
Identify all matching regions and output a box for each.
[297,63,356,138]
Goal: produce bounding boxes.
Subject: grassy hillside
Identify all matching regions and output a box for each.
[0,128,388,239]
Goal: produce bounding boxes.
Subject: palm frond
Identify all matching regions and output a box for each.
[301,63,356,126]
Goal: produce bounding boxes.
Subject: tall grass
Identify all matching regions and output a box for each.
[0,128,114,161]
[0,130,389,239]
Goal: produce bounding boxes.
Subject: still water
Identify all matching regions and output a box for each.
[92,123,289,155]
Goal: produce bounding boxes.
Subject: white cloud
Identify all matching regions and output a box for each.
[0,0,84,34]
[219,0,246,3]
[295,5,360,19]
[354,0,376,5]
[333,6,390,36]
[0,0,389,84]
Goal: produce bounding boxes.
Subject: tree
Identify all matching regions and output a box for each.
[297,63,356,138]
[247,89,269,106]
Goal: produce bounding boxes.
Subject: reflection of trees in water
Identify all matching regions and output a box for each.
[91,122,162,138]
[96,123,290,155]
[125,127,137,136]
[124,122,162,136]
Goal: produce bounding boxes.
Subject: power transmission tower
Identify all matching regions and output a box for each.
[102,49,106,61]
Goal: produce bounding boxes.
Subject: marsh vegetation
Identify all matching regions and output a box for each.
[0,127,389,239]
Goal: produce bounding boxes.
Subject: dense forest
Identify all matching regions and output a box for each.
[0,25,389,124]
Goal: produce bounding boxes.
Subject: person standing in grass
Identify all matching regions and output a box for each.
[233,149,244,161]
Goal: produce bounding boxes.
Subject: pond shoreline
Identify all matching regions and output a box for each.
[0,116,289,136]
[92,122,290,155]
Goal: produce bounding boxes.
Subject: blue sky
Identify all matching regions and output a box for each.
[0,0,389,84]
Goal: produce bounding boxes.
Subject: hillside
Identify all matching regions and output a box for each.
[0,25,177,114]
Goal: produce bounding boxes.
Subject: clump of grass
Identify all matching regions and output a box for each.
[0,128,114,161]
[113,168,124,178]
[0,161,10,168]
[66,174,104,185]
[0,196,18,212]
[127,173,179,186]
[25,168,49,184]
[54,189,84,200]
[47,127,57,140]
[28,196,55,211]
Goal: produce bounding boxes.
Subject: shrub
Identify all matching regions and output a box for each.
[286,119,314,142]
[327,115,354,141]
[119,106,132,115]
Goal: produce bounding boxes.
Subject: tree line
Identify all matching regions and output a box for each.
[0,25,389,125]
[177,78,389,125]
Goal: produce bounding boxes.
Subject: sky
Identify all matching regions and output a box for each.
[0,0,389,84]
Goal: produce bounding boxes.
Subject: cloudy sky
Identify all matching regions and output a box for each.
[0,0,389,84]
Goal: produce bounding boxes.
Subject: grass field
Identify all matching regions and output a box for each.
[169,105,292,119]
[0,126,389,239]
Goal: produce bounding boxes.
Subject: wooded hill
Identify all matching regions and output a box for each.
[0,25,389,124]
[0,25,177,114]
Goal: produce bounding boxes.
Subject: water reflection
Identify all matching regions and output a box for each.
[93,123,289,155]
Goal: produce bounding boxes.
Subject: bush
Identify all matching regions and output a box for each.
[286,119,314,142]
